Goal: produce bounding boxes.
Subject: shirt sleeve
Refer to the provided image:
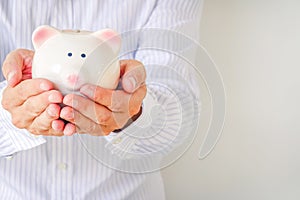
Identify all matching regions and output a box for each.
[0,81,46,158]
[105,0,203,159]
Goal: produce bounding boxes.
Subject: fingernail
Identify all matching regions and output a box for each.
[64,124,75,136]
[52,121,62,131]
[61,108,74,119]
[7,71,16,85]
[64,130,73,136]
[124,76,136,92]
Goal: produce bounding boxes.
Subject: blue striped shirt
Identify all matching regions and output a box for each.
[0,0,202,199]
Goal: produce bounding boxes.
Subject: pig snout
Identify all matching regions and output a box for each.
[63,73,86,91]
[67,74,80,85]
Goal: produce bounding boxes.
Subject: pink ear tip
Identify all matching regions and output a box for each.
[103,30,121,43]
[33,29,48,42]
[32,25,59,49]
[103,31,116,38]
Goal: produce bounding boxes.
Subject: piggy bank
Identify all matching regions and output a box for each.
[31,25,121,95]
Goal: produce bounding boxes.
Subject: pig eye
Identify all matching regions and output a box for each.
[81,53,86,58]
[68,52,73,57]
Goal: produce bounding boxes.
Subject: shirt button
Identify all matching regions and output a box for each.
[5,155,14,160]
[57,163,68,170]
[112,137,122,144]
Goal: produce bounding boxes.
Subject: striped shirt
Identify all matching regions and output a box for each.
[0,0,202,199]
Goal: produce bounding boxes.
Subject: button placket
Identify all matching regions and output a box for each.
[49,136,74,199]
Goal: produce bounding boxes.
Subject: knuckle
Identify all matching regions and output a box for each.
[97,111,112,124]
[1,88,13,110]
[11,115,26,129]
[95,95,105,104]
[24,100,41,116]
[16,84,25,97]
[110,100,124,112]
[76,129,85,134]
[85,124,99,134]
[48,126,63,136]
[53,132,64,137]
[33,118,48,131]
[133,59,143,67]
[11,117,19,127]
[1,98,10,110]
[28,127,40,135]
[101,126,113,136]
[102,131,110,136]
[51,131,63,136]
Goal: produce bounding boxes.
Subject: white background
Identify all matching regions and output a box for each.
[162,0,300,199]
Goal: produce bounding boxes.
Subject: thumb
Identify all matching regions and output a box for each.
[2,49,33,87]
[120,60,146,93]
[6,70,22,87]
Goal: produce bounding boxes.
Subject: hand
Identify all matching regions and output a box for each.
[1,49,65,136]
[60,59,147,136]
[2,49,34,86]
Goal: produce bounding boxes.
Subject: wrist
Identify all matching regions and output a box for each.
[112,106,143,133]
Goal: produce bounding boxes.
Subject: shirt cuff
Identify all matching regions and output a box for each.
[0,81,46,157]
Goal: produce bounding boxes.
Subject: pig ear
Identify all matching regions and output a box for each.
[32,25,60,49]
[92,29,121,53]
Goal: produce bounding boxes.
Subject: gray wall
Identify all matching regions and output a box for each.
[162,0,300,199]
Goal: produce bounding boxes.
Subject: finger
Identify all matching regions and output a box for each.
[2,79,56,108]
[107,86,146,115]
[22,90,63,117]
[128,84,147,116]
[9,90,62,129]
[2,49,34,86]
[63,94,114,125]
[51,119,65,132]
[60,106,109,136]
[63,123,77,136]
[29,104,64,136]
[80,83,146,115]
[80,84,113,107]
[120,60,146,93]
[29,126,64,136]
[80,84,125,111]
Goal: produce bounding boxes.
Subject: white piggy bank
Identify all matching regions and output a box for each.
[31,25,121,95]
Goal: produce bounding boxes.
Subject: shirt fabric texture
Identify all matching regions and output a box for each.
[0,0,202,199]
